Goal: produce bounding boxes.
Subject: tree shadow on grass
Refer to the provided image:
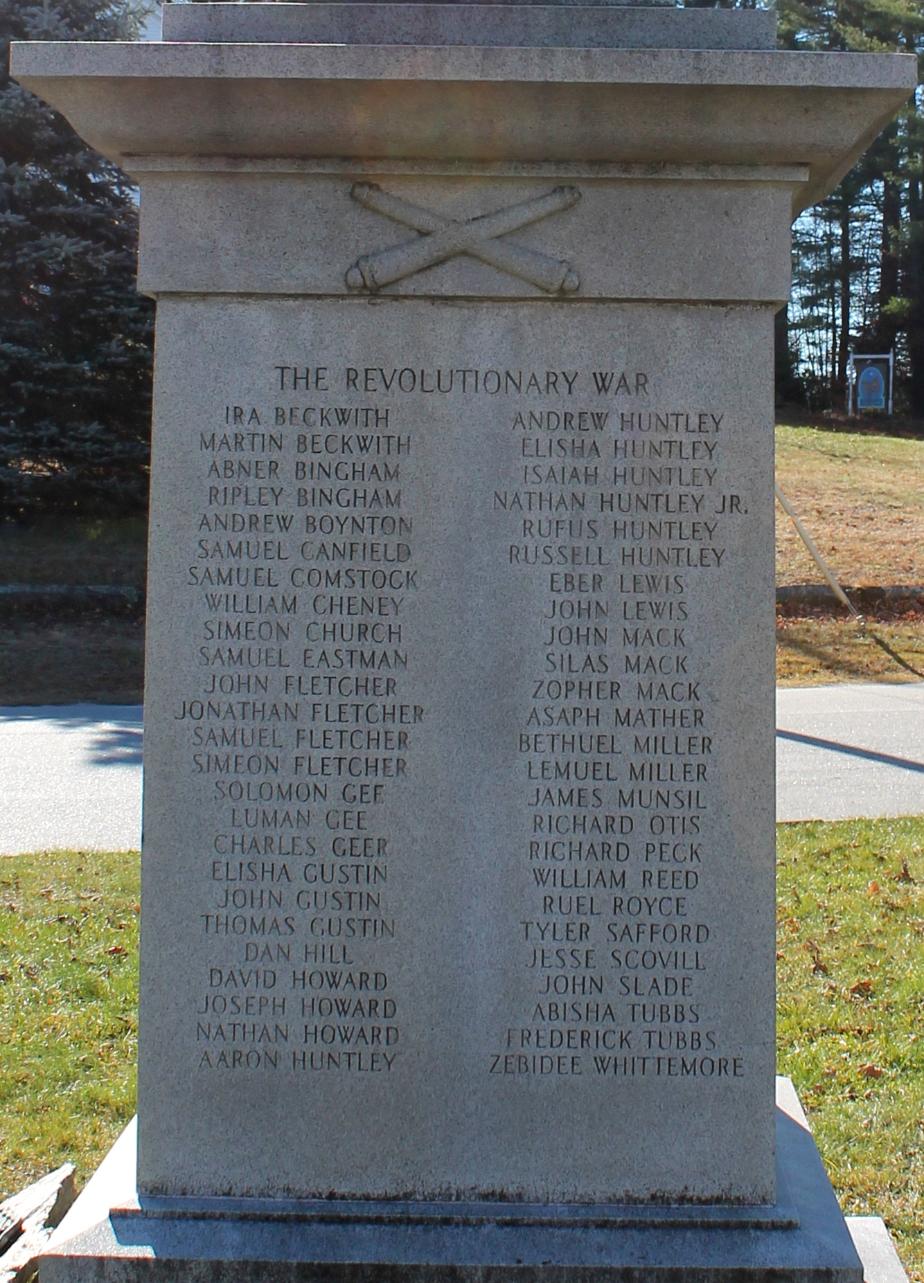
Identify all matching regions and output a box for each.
[775,629,881,682]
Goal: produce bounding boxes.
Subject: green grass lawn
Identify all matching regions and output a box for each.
[777,818,923,1278]
[1,826,921,1278]
[0,852,139,1194]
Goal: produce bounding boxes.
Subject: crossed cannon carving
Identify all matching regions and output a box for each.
[345,183,582,295]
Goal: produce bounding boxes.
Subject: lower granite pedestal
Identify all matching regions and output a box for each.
[40,1080,866,1283]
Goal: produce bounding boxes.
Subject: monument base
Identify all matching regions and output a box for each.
[40,1080,869,1283]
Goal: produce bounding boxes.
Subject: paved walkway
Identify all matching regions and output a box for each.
[776,682,924,822]
[0,704,142,855]
[1,684,922,853]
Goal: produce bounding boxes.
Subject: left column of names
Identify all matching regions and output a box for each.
[172,365,417,1079]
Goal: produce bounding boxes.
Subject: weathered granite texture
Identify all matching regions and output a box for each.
[12,42,914,210]
[37,1081,864,1283]
[161,2,778,49]
[136,294,775,1203]
[131,172,797,301]
[9,5,915,1280]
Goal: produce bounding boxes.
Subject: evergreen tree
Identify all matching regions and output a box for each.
[777,0,924,416]
[0,0,154,521]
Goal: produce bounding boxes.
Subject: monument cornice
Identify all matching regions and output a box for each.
[11,41,917,211]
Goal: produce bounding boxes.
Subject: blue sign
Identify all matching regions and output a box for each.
[857,365,886,410]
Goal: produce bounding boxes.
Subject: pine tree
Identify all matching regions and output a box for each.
[0,0,154,521]
[778,0,924,416]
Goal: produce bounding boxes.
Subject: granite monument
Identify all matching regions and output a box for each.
[10,2,915,1279]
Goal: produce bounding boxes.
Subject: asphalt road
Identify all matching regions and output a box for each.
[1,684,922,854]
[776,682,924,822]
[0,704,142,855]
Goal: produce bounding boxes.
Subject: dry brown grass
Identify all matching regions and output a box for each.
[774,422,924,686]
[776,424,924,588]
[776,617,924,686]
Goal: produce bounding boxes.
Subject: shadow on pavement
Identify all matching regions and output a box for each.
[776,728,924,774]
[0,705,144,768]
[87,725,144,767]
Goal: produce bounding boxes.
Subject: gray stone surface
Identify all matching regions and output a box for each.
[37,1080,865,1283]
[776,683,924,822]
[136,296,776,1203]
[847,1217,911,1283]
[161,2,777,49]
[10,6,914,1281]
[11,43,915,212]
[132,171,796,303]
[0,705,142,856]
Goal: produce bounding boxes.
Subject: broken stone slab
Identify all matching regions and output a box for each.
[0,1165,76,1283]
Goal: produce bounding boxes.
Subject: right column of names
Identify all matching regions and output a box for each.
[492,393,750,1085]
